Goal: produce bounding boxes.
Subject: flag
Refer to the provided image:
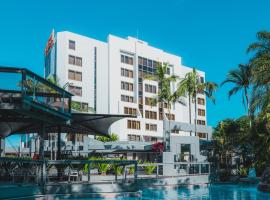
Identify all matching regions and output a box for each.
[44,29,55,56]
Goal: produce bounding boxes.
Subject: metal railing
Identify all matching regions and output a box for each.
[0,67,72,118]
[0,157,210,185]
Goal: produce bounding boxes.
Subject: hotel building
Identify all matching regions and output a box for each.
[44,31,212,143]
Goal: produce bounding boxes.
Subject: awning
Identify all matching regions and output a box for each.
[0,113,134,138]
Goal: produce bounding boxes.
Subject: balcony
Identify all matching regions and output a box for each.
[0,67,72,124]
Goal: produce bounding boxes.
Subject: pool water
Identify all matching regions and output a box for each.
[81,184,270,200]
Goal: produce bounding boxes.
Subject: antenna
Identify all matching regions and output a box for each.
[136,28,139,39]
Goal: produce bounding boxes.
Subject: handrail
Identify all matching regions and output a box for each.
[0,66,73,97]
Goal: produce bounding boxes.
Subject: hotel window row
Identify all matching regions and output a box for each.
[138,56,159,75]
[197,98,205,105]
[145,123,157,131]
[121,81,133,91]
[166,113,175,121]
[145,84,156,94]
[127,120,140,130]
[145,110,157,120]
[124,107,137,116]
[198,109,206,116]
[197,120,206,125]
[68,85,82,96]
[145,97,157,107]
[121,68,133,78]
[121,54,133,65]
[68,55,82,66]
[68,70,82,81]
[128,134,140,141]
[197,132,207,139]
[121,95,134,103]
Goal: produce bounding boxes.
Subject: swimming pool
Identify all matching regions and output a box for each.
[79,184,270,200]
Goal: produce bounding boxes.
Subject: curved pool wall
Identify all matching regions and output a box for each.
[0,175,209,199]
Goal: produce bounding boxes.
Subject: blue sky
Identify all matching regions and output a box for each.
[1,0,270,145]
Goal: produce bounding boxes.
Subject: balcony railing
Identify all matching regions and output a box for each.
[0,67,72,120]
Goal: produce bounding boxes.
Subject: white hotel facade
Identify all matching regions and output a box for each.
[45,31,212,143]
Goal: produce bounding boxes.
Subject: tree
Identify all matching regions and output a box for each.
[247,31,270,116]
[247,31,270,86]
[144,63,185,151]
[96,133,119,142]
[221,64,252,118]
[178,68,217,135]
[213,117,251,170]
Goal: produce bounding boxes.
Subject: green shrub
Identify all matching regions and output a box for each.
[129,166,135,175]
[238,167,248,177]
[143,162,157,175]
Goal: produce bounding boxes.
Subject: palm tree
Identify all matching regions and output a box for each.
[221,64,252,118]
[144,63,185,151]
[247,31,270,116]
[178,68,217,136]
[247,31,270,86]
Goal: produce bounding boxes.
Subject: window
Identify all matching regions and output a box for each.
[75,71,82,81]
[68,85,82,96]
[121,95,134,103]
[121,54,133,65]
[69,55,75,65]
[69,55,82,67]
[166,113,175,120]
[145,123,157,131]
[197,132,207,139]
[145,97,157,107]
[68,70,82,81]
[200,77,205,83]
[198,98,205,105]
[124,107,137,115]
[166,67,171,75]
[69,40,75,50]
[68,70,75,80]
[145,110,157,119]
[197,120,206,125]
[121,81,133,91]
[127,120,140,130]
[198,109,206,116]
[121,68,133,78]
[75,57,82,66]
[145,84,156,94]
[128,134,141,141]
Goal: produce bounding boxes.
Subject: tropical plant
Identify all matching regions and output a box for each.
[144,63,185,151]
[213,117,252,170]
[96,133,119,142]
[129,166,135,175]
[143,162,157,175]
[247,31,270,86]
[111,158,124,176]
[178,68,217,135]
[238,167,248,177]
[221,64,252,117]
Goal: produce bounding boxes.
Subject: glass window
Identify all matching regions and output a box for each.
[69,40,75,50]
[68,70,75,80]
[68,55,75,65]
[138,57,143,65]
[75,72,82,81]
[143,58,147,66]
[75,57,82,66]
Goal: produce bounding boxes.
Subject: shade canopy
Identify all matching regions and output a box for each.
[0,113,133,138]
